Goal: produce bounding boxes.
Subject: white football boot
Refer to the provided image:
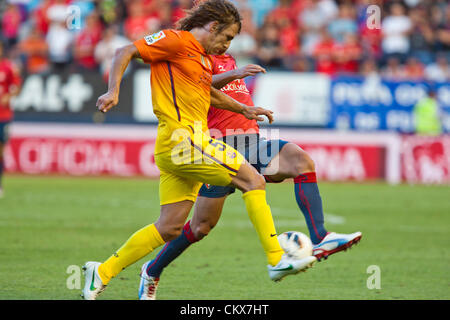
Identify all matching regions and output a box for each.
[138,261,159,300]
[268,254,317,282]
[313,232,362,261]
[81,261,107,300]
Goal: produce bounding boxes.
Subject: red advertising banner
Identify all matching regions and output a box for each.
[5,124,398,183]
[5,137,158,177]
[401,135,450,184]
[300,144,385,182]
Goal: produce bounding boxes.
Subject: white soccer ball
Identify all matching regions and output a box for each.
[278,231,313,259]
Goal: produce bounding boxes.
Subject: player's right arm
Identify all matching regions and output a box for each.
[97,44,141,113]
[212,64,266,89]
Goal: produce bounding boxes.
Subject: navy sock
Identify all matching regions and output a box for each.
[294,172,328,245]
[0,158,3,188]
[146,220,198,278]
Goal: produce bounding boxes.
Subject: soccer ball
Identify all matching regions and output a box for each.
[278,231,313,259]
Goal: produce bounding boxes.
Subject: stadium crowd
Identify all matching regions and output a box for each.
[1,0,449,82]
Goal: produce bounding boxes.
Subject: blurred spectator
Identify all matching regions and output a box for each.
[158,1,175,30]
[0,0,447,79]
[312,28,337,75]
[124,0,159,41]
[0,40,22,198]
[381,56,406,81]
[17,28,49,74]
[298,0,336,56]
[333,33,363,74]
[227,5,257,66]
[94,25,130,81]
[98,0,124,25]
[425,55,450,82]
[266,0,298,29]
[46,22,74,70]
[413,87,442,136]
[359,58,380,79]
[1,4,22,49]
[246,0,278,27]
[360,20,382,60]
[47,0,70,25]
[381,2,412,63]
[32,0,53,35]
[403,57,425,80]
[172,0,192,25]
[254,23,283,69]
[409,6,435,65]
[434,4,450,54]
[73,12,103,70]
[45,0,73,70]
[328,3,357,44]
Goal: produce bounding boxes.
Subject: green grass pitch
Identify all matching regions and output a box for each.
[0,175,449,300]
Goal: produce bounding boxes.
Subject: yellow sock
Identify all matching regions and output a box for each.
[98,224,165,284]
[242,190,284,266]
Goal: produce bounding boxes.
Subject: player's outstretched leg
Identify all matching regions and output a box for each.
[232,161,317,281]
[312,231,362,261]
[264,142,362,261]
[139,195,226,300]
[82,201,192,300]
[138,220,199,300]
[81,262,107,300]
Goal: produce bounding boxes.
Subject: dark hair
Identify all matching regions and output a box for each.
[177,0,242,34]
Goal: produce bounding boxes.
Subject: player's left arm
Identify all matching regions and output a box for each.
[210,87,273,124]
[212,64,266,89]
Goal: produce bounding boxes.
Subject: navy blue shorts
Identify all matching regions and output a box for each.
[0,121,10,144]
[198,134,289,198]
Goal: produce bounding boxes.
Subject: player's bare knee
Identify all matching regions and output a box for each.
[192,222,213,240]
[248,172,266,191]
[294,149,315,175]
[157,223,183,242]
[234,163,266,192]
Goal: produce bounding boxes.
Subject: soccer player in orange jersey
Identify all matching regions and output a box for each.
[140,55,363,299]
[81,0,316,300]
[0,41,21,198]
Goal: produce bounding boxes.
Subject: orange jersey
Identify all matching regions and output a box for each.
[134,29,213,154]
[207,54,259,139]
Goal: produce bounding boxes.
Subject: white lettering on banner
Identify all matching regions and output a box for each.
[5,124,408,183]
[45,75,63,111]
[386,110,414,132]
[12,74,93,112]
[3,144,16,171]
[16,140,135,176]
[332,79,392,106]
[305,147,366,181]
[61,75,93,112]
[354,112,380,131]
[401,136,450,184]
[139,142,159,177]
[394,84,427,107]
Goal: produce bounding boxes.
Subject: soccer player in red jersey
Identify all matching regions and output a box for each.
[141,53,362,299]
[0,41,21,197]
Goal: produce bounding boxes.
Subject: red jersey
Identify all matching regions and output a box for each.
[0,59,21,122]
[208,54,259,138]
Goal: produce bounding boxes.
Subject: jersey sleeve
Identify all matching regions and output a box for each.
[133,29,185,64]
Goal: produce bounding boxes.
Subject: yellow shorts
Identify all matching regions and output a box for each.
[155,133,245,206]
